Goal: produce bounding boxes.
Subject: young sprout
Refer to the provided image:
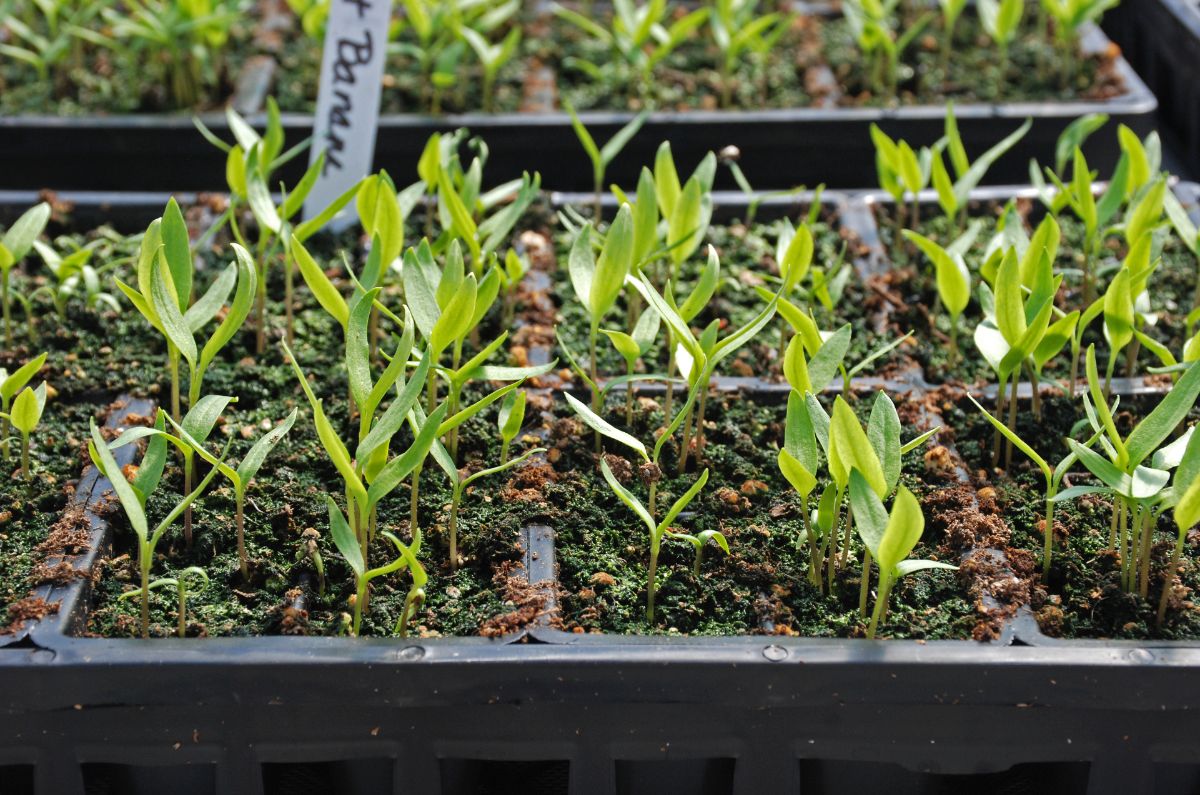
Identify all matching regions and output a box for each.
[974,247,1061,465]
[628,250,794,471]
[601,457,710,622]
[569,206,636,446]
[402,241,553,460]
[708,0,790,108]
[1041,146,1129,304]
[283,334,447,570]
[109,397,236,547]
[870,125,935,238]
[445,433,545,572]
[0,202,51,347]
[780,387,937,598]
[88,419,228,638]
[1158,430,1200,626]
[327,497,426,637]
[903,229,973,364]
[967,394,1097,577]
[669,526,730,579]
[937,0,967,74]
[654,142,716,285]
[841,0,934,101]
[390,0,519,113]
[931,109,1031,231]
[848,474,956,638]
[499,249,529,329]
[497,389,526,465]
[296,527,327,597]
[116,201,256,421]
[119,566,208,638]
[602,307,661,425]
[1060,349,1200,595]
[0,352,46,463]
[553,0,709,107]
[168,409,298,582]
[564,102,650,220]
[4,381,47,480]
[978,0,1023,78]
[459,23,522,113]
[1040,0,1121,85]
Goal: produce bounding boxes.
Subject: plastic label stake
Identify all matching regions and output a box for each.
[303,0,394,228]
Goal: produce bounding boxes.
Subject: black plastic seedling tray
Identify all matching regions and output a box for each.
[1104,0,1200,176]
[0,20,1155,194]
[2,186,1200,795]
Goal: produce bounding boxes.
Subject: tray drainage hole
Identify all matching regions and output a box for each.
[82,762,217,795]
[798,759,1090,794]
[439,758,569,795]
[261,758,394,795]
[0,764,34,795]
[615,758,736,795]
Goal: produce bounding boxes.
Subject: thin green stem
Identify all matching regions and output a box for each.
[858,548,873,617]
[867,574,892,639]
[20,431,30,481]
[1157,535,1185,628]
[647,540,659,623]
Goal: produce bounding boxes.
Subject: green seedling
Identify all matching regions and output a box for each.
[497,389,526,465]
[669,525,731,578]
[781,390,937,595]
[968,394,1098,576]
[603,306,662,425]
[0,352,46,463]
[459,22,521,113]
[554,0,709,106]
[937,0,967,73]
[974,246,1063,464]
[569,206,636,446]
[904,228,973,363]
[849,474,956,638]
[1059,348,1200,596]
[708,0,790,108]
[565,102,650,220]
[103,0,242,108]
[841,0,934,101]
[152,409,297,581]
[601,456,710,622]
[978,0,1023,77]
[1040,0,1121,85]
[327,496,426,637]
[0,202,51,347]
[296,527,326,597]
[870,125,937,239]
[119,566,208,638]
[109,397,236,547]
[445,441,545,572]
[1041,145,1130,304]
[932,109,1032,230]
[5,381,47,480]
[89,418,227,638]
[628,248,794,472]
[390,0,519,114]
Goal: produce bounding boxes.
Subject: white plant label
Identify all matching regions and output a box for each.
[303,0,394,227]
